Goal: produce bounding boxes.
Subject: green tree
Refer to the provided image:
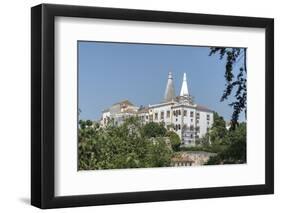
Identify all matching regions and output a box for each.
[195,112,228,153]
[166,131,181,151]
[78,118,172,170]
[208,112,228,149]
[209,47,247,128]
[221,122,246,163]
[206,123,246,165]
[142,122,167,138]
[145,137,173,167]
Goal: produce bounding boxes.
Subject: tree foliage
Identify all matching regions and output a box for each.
[79,113,246,169]
[189,112,246,165]
[193,112,228,152]
[209,47,247,128]
[142,122,167,138]
[208,112,228,149]
[166,131,181,151]
[205,122,246,165]
[78,117,172,170]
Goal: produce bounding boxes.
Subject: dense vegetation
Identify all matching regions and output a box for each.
[78,112,246,170]
[182,112,246,165]
[204,122,246,165]
[78,117,180,170]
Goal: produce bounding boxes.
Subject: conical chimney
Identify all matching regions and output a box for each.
[164,72,176,102]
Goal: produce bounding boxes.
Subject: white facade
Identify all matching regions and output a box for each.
[148,100,213,146]
[100,72,214,146]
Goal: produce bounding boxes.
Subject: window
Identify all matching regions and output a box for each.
[190,134,193,138]
[178,110,181,116]
[190,125,194,131]
[178,124,181,130]
[190,111,194,117]
[196,112,200,119]
[149,115,153,121]
[146,115,148,120]
[207,114,210,120]
[184,110,187,116]
[166,110,170,118]
[161,111,164,119]
[154,113,158,120]
[173,110,176,116]
[191,119,193,122]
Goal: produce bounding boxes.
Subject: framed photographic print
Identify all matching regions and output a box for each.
[31,3,274,209]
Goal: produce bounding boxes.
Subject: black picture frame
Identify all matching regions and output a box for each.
[31,3,274,209]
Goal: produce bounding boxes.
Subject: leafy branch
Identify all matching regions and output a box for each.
[209,47,247,128]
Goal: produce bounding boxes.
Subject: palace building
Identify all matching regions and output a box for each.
[101,72,214,146]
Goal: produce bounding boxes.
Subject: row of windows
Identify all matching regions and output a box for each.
[148,116,204,125]
[140,115,149,120]
[183,134,200,139]
[154,110,197,119]
[104,113,210,126]
[154,112,166,120]
[151,110,210,121]
[174,110,194,117]
[153,110,210,120]
[174,162,193,167]
[174,125,201,132]
[105,114,210,124]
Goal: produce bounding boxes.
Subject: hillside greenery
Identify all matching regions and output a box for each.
[78,113,246,170]
[182,112,246,165]
[78,118,173,170]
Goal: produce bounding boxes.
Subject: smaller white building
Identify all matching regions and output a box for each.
[101,100,139,127]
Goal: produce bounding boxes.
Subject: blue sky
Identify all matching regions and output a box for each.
[78,41,245,122]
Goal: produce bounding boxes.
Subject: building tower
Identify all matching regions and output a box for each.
[164,72,176,102]
[180,72,189,97]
